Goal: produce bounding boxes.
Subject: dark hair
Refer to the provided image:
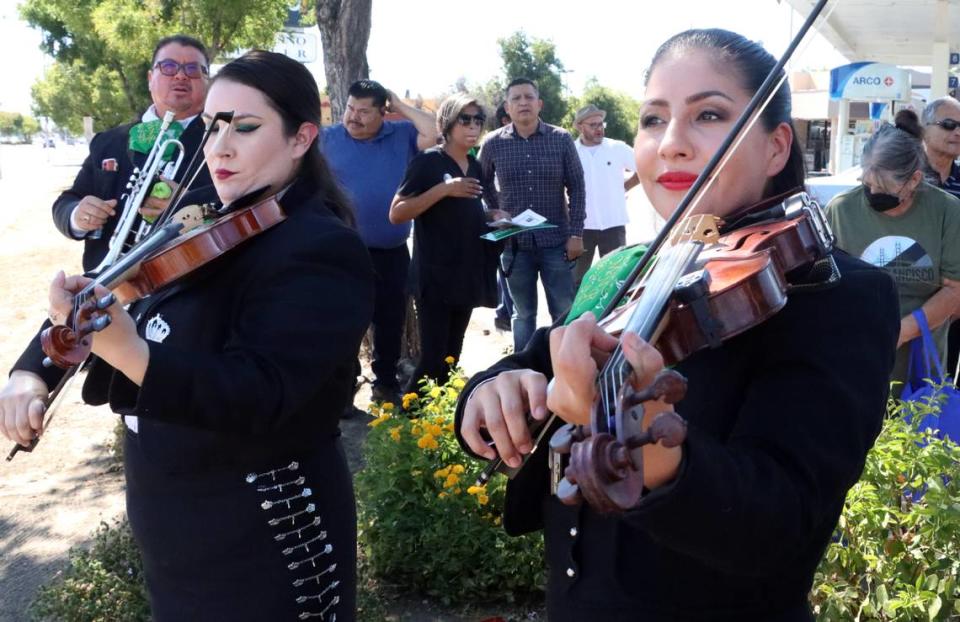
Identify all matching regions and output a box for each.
[495,102,510,125]
[647,29,805,197]
[894,109,923,139]
[506,78,539,98]
[348,79,388,108]
[214,50,354,226]
[152,35,210,67]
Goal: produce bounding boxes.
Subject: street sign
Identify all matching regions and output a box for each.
[950,75,959,89]
[951,52,960,65]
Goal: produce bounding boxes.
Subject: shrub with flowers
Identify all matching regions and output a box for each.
[356,367,545,605]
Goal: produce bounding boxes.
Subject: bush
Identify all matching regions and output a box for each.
[812,393,960,621]
[31,517,149,622]
[356,367,546,605]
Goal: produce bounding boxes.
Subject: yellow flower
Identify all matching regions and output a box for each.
[401,392,418,410]
[367,413,390,428]
[438,491,447,499]
[425,404,440,415]
[451,464,465,474]
[452,378,465,390]
[417,433,438,450]
[466,485,484,496]
[389,427,401,442]
[478,494,489,505]
[444,473,460,488]
[494,516,501,525]
[429,387,441,399]
[381,401,395,411]
[454,487,462,494]
[444,356,456,365]
[433,467,451,479]
[443,422,455,433]
[411,424,422,436]
[427,423,443,437]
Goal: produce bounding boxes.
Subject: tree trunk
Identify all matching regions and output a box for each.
[315,0,372,121]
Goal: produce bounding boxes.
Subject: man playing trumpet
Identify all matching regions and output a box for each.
[53,34,213,272]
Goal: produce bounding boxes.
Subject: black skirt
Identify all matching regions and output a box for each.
[124,430,355,621]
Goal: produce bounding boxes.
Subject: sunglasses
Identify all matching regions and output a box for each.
[457,113,486,127]
[934,118,960,131]
[583,121,607,130]
[154,59,208,79]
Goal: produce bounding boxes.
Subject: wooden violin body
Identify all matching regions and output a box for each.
[41,193,286,369]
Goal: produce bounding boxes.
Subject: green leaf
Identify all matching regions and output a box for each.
[927,595,942,620]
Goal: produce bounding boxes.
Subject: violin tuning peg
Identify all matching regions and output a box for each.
[91,315,112,332]
[556,477,582,506]
[549,424,577,454]
[96,293,116,309]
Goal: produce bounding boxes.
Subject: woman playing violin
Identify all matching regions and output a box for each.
[455,29,899,621]
[0,51,372,621]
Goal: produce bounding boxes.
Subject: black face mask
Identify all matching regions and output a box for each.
[863,185,902,212]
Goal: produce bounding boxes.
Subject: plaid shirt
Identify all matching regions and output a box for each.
[480,120,586,249]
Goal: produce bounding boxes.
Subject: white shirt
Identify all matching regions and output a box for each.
[575,137,636,231]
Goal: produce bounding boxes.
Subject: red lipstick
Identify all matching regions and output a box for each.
[656,171,698,191]
[215,169,235,180]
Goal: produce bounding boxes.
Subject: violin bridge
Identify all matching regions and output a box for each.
[669,215,721,247]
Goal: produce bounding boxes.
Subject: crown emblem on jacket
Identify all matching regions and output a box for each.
[145,313,171,343]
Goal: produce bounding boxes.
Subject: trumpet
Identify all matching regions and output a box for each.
[91,111,186,273]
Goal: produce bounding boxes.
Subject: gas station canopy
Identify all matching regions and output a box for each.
[785,0,959,67]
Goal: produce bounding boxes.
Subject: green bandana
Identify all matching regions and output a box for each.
[128,119,184,159]
[566,244,649,324]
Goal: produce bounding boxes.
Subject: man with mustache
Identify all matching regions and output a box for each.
[479,78,586,352]
[321,79,438,407]
[53,35,212,272]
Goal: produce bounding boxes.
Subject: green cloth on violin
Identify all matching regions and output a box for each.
[128,119,184,159]
[566,243,648,324]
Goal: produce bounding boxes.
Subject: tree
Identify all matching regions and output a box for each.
[564,78,642,144]
[22,0,292,133]
[0,112,41,143]
[315,0,371,121]
[497,31,568,125]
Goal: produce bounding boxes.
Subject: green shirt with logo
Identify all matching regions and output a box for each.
[826,181,960,383]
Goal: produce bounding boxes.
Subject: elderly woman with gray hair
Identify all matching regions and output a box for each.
[390,94,510,392]
[827,109,960,384]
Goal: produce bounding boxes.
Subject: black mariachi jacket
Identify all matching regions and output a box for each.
[51,118,211,272]
[454,250,899,621]
[20,180,374,470]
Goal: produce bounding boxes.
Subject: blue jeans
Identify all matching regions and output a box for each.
[501,244,575,351]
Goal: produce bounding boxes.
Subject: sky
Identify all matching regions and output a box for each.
[0,0,851,117]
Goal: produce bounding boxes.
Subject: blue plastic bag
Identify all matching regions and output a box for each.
[900,309,960,443]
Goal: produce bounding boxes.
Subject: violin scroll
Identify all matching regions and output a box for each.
[551,369,689,513]
[40,293,116,369]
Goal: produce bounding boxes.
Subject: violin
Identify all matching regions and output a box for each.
[40,191,286,369]
[549,191,837,513]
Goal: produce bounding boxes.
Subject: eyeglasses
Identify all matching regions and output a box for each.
[154,59,208,79]
[934,118,960,131]
[456,113,486,127]
[583,121,607,130]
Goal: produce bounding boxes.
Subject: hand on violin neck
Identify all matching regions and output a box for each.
[547,312,619,425]
[84,283,149,386]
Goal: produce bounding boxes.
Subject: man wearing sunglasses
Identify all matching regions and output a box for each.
[922,96,960,374]
[51,34,212,272]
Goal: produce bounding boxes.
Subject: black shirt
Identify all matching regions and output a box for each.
[397,146,497,307]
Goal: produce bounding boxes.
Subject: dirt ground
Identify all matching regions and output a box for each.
[0,143,535,621]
